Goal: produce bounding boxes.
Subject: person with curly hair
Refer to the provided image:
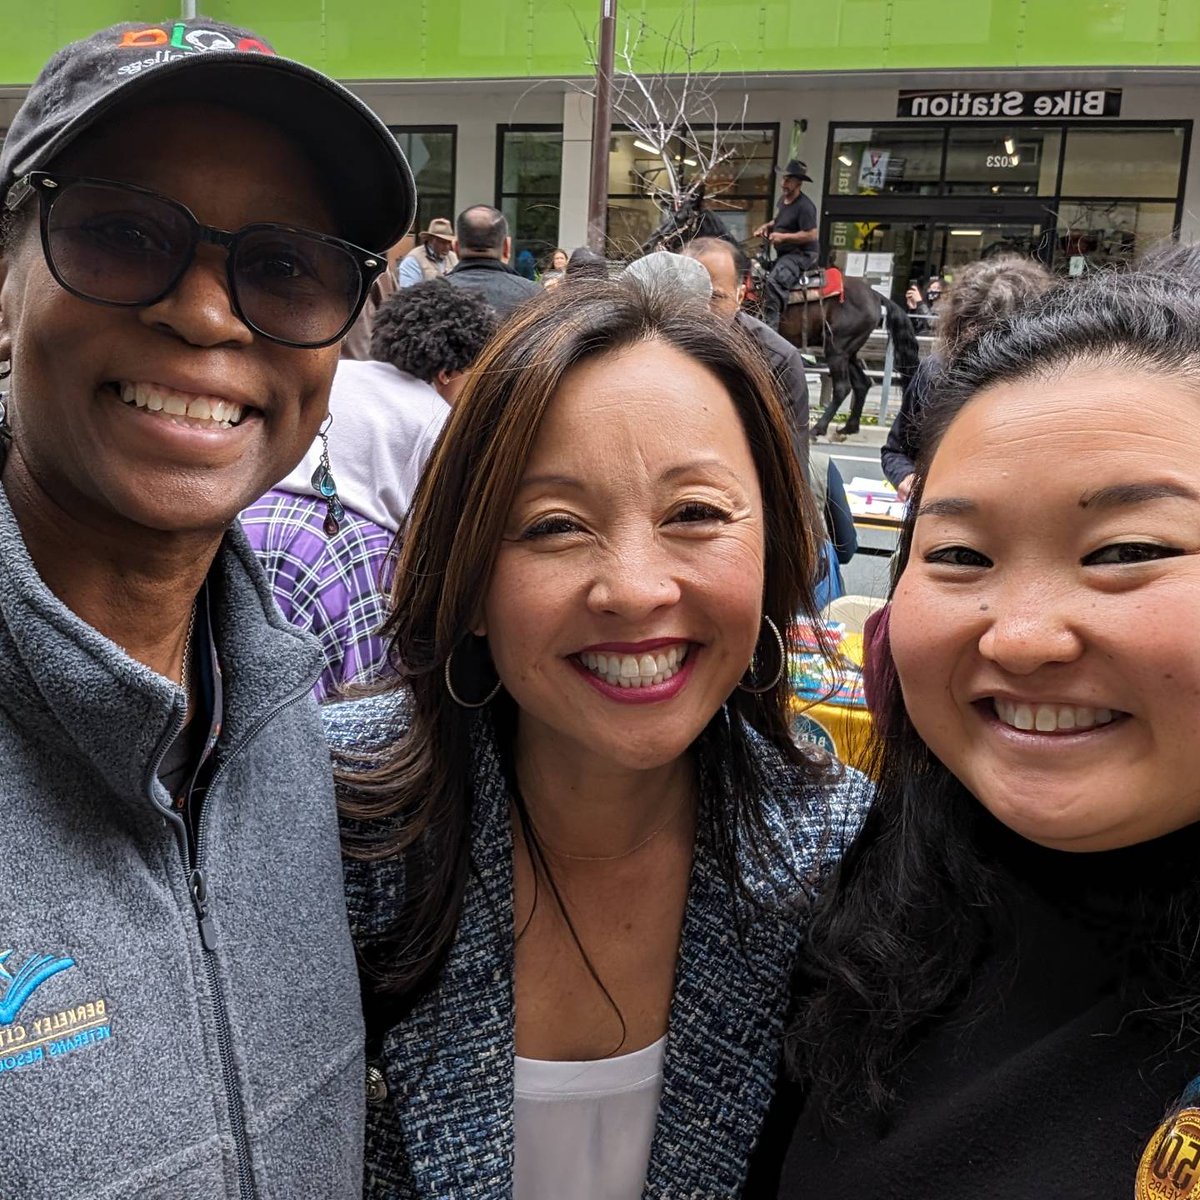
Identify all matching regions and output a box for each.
[243,282,498,699]
[365,279,497,405]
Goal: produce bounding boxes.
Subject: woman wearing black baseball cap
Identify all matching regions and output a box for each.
[0,19,412,1199]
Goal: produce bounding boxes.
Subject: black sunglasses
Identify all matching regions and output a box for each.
[5,171,385,349]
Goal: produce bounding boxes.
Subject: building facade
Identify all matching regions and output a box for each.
[0,1,1196,298]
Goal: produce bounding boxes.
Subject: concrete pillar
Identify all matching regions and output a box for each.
[559,91,594,253]
[455,119,496,219]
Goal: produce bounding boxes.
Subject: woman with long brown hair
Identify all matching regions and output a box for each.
[330,279,871,1198]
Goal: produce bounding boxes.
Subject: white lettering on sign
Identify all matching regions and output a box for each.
[1001,90,1024,115]
[899,88,1120,119]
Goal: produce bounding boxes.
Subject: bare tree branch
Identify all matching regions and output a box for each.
[575,14,756,213]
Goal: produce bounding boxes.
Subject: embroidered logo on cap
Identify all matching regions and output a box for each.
[115,22,275,78]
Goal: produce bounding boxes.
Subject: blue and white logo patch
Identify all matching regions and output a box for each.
[0,948,114,1075]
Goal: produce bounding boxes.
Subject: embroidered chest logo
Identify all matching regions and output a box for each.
[0,949,114,1076]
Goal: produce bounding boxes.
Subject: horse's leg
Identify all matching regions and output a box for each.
[839,357,871,436]
[824,280,883,439]
[811,352,851,438]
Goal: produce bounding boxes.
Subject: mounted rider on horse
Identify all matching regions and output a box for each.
[638,160,919,440]
[754,159,821,331]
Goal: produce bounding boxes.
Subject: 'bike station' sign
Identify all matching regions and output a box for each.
[897,88,1122,119]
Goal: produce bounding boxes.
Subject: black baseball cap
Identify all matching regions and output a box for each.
[0,18,416,252]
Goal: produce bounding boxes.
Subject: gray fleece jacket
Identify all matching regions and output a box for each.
[0,469,364,1199]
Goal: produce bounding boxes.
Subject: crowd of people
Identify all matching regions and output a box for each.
[3,17,1199,1200]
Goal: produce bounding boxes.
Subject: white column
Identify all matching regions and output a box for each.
[559,91,594,252]
[455,118,496,220]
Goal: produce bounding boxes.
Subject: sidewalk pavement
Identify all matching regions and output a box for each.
[804,376,896,450]
[809,422,890,450]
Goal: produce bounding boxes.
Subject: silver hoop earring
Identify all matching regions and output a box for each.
[444,642,502,708]
[737,615,786,694]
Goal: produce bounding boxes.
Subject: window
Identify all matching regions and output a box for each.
[829,123,1187,204]
[830,127,942,196]
[825,120,1189,283]
[496,126,563,273]
[1059,126,1186,199]
[1047,126,1187,271]
[943,126,1062,196]
[606,126,779,255]
[1053,200,1178,272]
[388,127,456,240]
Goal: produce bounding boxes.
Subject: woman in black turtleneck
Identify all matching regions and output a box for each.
[749,248,1200,1200]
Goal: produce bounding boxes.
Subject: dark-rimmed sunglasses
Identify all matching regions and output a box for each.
[5,171,385,349]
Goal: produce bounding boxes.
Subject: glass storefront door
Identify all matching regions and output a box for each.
[826,203,1047,308]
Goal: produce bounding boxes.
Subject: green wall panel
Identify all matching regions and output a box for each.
[764,0,893,70]
[633,0,763,72]
[528,0,604,78]
[0,0,165,84]
[423,0,538,81]
[1161,0,1200,66]
[0,0,1197,86]
[886,1,1026,69]
[1019,0,1167,67]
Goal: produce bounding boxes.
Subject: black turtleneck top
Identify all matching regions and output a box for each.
[747,817,1200,1199]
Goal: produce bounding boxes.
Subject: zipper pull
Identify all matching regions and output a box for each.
[189,868,219,951]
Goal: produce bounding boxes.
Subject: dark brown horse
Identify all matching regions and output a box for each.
[773,269,920,437]
[641,194,919,437]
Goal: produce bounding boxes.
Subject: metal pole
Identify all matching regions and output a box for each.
[878,332,895,422]
[181,0,197,17]
[586,0,617,254]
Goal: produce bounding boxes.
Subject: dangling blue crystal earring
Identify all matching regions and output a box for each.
[310,414,345,537]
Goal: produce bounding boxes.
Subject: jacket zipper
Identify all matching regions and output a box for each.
[154,678,316,1200]
[188,866,254,1200]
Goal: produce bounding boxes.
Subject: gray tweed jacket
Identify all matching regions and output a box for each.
[328,694,872,1199]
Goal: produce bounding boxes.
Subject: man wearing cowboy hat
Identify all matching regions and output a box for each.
[398,216,459,287]
[753,159,820,332]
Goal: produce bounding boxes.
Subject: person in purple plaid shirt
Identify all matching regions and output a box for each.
[242,283,497,700]
[240,494,396,701]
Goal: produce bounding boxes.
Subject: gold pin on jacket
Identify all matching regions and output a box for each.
[1137,1108,1200,1198]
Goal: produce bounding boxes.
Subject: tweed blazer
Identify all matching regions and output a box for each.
[329,694,873,1199]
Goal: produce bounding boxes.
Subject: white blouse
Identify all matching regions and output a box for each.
[513,1035,667,1200]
